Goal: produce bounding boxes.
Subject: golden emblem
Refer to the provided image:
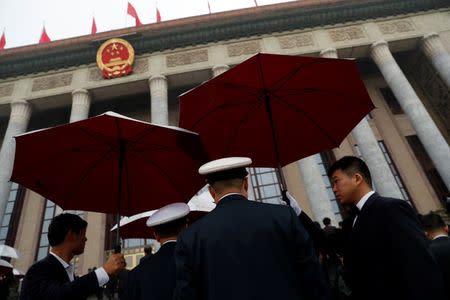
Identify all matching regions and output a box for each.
[96,38,135,79]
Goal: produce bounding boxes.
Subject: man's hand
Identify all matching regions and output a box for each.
[282,190,302,216]
[103,253,126,276]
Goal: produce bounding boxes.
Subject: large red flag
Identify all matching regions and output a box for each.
[0,31,5,50]
[39,26,51,44]
[127,2,142,26]
[91,17,97,34]
[156,6,161,23]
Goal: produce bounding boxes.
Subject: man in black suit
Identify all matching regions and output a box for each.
[327,156,445,300]
[174,157,330,300]
[125,202,190,300]
[20,213,126,300]
[422,212,450,300]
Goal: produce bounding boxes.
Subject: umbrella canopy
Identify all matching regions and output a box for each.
[11,112,209,216]
[179,53,374,169]
[0,245,19,259]
[0,259,13,275]
[110,200,212,239]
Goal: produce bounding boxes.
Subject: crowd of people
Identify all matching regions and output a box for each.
[11,155,450,300]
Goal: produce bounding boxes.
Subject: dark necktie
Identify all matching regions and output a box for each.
[350,205,360,216]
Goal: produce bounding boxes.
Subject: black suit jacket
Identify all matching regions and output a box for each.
[430,236,450,300]
[19,254,99,300]
[174,194,330,300]
[125,242,176,300]
[344,193,445,300]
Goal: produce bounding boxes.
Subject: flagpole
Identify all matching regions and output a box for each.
[124,0,127,28]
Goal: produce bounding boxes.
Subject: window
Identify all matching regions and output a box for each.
[380,87,404,115]
[406,135,449,204]
[354,142,413,206]
[0,183,25,246]
[316,152,342,222]
[36,200,57,261]
[249,168,283,204]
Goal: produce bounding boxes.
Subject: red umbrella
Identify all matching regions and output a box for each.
[11,112,208,217]
[179,53,374,190]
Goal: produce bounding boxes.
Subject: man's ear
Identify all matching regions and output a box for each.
[65,230,75,243]
[208,185,216,201]
[153,231,160,242]
[354,173,364,186]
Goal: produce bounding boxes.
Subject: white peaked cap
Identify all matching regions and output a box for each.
[199,157,252,175]
[146,202,190,227]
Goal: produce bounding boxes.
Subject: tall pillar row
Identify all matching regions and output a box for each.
[370,41,450,191]
[0,100,32,226]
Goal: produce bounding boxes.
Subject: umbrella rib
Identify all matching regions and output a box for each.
[78,127,116,146]
[127,150,185,200]
[189,100,258,130]
[61,149,116,209]
[274,95,338,146]
[223,101,265,155]
[270,60,332,93]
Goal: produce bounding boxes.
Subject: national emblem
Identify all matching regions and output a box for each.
[96,38,135,79]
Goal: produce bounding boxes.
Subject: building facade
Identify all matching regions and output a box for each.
[0,0,449,274]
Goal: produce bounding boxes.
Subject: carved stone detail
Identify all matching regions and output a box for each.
[31,73,73,92]
[409,54,450,137]
[278,34,314,49]
[378,20,414,35]
[166,50,208,68]
[328,26,365,42]
[0,84,14,97]
[133,58,149,74]
[89,68,102,81]
[227,41,261,57]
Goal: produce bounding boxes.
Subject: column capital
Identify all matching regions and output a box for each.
[10,100,32,124]
[370,40,393,65]
[319,48,338,59]
[421,32,446,58]
[212,64,230,77]
[70,88,91,122]
[149,75,167,84]
[71,88,90,97]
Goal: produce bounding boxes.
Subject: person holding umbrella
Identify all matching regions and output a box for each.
[173,157,330,300]
[19,213,126,300]
[125,202,190,300]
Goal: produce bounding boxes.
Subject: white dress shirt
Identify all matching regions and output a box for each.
[353,191,375,227]
[49,251,109,286]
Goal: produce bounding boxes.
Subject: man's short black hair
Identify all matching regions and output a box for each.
[422,212,447,232]
[327,156,372,188]
[48,213,88,247]
[323,217,331,226]
[153,217,187,238]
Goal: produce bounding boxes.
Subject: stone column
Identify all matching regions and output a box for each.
[321,47,403,198]
[320,48,338,59]
[421,32,450,89]
[352,118,404,198]
[0,100,32,225]
[149,75,169,125]
[70,89,91,123]
[212,65,229,77]
[371,41,450,190]
[298,156,337,224]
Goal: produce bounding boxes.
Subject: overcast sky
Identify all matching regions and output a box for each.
[0,0,294,49]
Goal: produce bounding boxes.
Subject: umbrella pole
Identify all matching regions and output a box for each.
[263,93,288,202]
[114,141,125,253]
